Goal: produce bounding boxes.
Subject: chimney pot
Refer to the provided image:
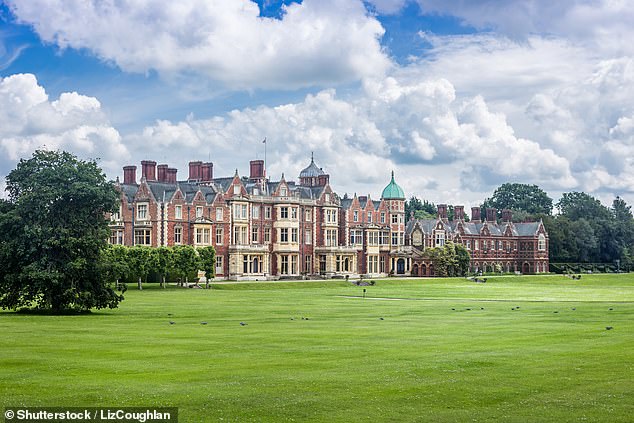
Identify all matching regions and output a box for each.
[123,165,137,185]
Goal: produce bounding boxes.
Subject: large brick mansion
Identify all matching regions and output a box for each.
[109,157,549,279]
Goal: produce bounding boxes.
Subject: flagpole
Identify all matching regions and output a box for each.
[263,137,267,179]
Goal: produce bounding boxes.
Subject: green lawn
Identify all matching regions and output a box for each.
[1,274,633,422]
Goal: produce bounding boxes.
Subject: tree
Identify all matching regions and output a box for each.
[406,196,436,220]
[425,241,470,277]
[556,192,610,221]
[153,247,174,289]
[0,150,122,312]
[482,183,553,216]
[127,246,153,290]
[172,245,200,287]
[101,245,130,290]
[198,246,216,289]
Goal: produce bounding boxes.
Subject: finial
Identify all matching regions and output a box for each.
[281,172,285,179]
[311,151,314,163]
[234,168,239,177]
[391,170,395,181]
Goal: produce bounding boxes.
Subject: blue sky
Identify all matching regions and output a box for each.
[1,0,634,209]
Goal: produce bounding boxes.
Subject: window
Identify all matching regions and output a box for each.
[291,255,297,274]
[380,256,386,273]
[368,213,372,223]
[412,230,423,246]
[392,232,398,246]
[252,205,260,219]
[216,256,223,274]
[392,214,398,224]
[291,207,298,219]
[368,231,379,246]
[110,206,121,222]
[216,228,223,245]
[538,234,546,251]
[466,240,471,250]
[291,228,298,243]
[353,210,359,222]
[134,228,151,245]
[264,227,271,243]
[305,229,312,244]
[137,203,148,220]
[232,204,248,220]
[252,226,259,243]
[233,185,240,195]
[474,240,479,250]
[280,207,289,219]
[265,207,272,219]
[175,205,182,220]
[435,232,445,247]
[196,206,203,218]
[281,255,289,274]
[216,208,223,221]
[305,209,311,221]
[110,229,124,245]
[326,229,337,246]
[325,193,330,202]
[368,256,378,274]
[380,212,386,223]
[174,227,182,244]
[325,209,337,224]
[196,228,211,245]
[305,255,312,273]
[280,187,287,196]
[380,232,389,245]
[233,226,247,244]
[319,255,326,273]
[280,228,289,243]
[350,230,363,245]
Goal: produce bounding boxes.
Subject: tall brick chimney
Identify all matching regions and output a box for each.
[486,207,497,222]
[250,160,265,179]
[166,168,178,184]
[437,204,448,220]
[188,161,202,181]
[454,205,464,221]
[201,162,213,182]
[502,209,513,222]
[123,165,137,185]
[141,160,157,181]
[157,164,168,182]
[471,207,481,222]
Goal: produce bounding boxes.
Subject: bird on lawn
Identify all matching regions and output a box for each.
[606,326,613,330]
[240,322,248,326]
[169,321,175,325]
[200,322,207,325]
[379,317,384,320]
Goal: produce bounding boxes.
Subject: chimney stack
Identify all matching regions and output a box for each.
[454,205,464,221]
[249,160,265,179]
[141,160,157,181]
[437,204,448,220]
[157,164,168,182]
[486,207,497,222]
[471,207,481,222]
[188,161,202,181]
[123,165,137,185]
[201,162,213,182]
[166,168,178,184]
[502,209,513,222]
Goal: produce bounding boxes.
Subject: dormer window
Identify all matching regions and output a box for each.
[325,193,330,202]
[233,185,240,195]
[196,206,203,218]
[280,187,287,196]
[137,203,148,221]
[353,211,359,222]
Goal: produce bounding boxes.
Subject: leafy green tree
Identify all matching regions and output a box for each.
[172,245,201,287]
[127,246,153,290]
[425,241,470,277]
[482,183,553,216]
[0,150,122,312]
[406,196,436,220]
[198,246,216,289]
[556,192,610,221]
[101,245,130,290]
[153,246,174,289]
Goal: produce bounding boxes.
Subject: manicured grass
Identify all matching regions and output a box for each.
[1,274,633,422]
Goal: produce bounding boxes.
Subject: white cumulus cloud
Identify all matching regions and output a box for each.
[6,0,390,90]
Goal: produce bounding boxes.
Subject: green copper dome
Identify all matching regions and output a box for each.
[381,171,405,200]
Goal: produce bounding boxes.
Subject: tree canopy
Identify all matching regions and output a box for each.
[482,183,553,216]
[0,150,122,312]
